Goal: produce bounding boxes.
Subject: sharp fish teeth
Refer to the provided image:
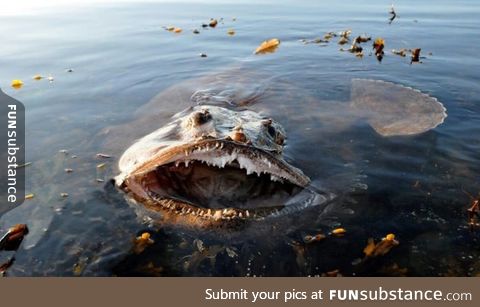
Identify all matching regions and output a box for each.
[213,210,222,220]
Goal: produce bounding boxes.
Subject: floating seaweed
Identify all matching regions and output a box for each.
[97,163,106,169]
[373,37,385,61]
[331,228,347,236]
[411,48,421,63]
[300,37,329,45]
[323,32,337,40]
[353,35,371,44]
[322,269,342,277]
[209,18,218,28]
[0,224,29,251]
[389,4,397,24]
[289,241,306,269]
[96,153,112,158]
[464,189,480,231]
[340,42,363,53]
[303,233,326,244]
[392,48,408,57]
[338,37,349,45]
[339,29,352,39]
[0,224,29,276]
[133,232,155,254]
[363,233,399,258]
[0,258,15,276]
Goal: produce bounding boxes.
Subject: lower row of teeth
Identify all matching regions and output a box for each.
[151,196,282,221]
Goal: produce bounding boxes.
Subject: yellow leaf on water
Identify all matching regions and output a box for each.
[374,37,385,46]
[331,228,346,235]
[363,233,399,258]
[363,238,376,257]
[227,29,235,36]
[385,233,395,241]
[255,38,280,54]
[33,75,43,80]
[133,232,154,254]
[173,27,182,33]
[25,193,35,200]
[11,79,24,89]
[373,37,385,59]
[166,26,175,31]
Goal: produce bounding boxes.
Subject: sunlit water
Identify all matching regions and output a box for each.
[1,0,480,276]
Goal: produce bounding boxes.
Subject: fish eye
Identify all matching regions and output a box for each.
[192,110,212,126]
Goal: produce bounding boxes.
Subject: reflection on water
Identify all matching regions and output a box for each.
[0,0,480,276]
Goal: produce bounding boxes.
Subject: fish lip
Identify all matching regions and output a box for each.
[120,138,311,188]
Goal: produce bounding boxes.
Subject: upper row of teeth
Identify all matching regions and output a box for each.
[176,143,286,181]
[183,141,224,157]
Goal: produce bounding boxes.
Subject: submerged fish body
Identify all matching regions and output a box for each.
[114,69,447,228]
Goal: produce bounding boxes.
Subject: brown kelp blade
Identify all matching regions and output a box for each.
[350,79,447,136]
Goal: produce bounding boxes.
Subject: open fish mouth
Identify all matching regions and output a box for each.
[118,138,314,223]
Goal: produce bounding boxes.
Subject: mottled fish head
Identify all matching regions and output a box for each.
[116,105,315,227]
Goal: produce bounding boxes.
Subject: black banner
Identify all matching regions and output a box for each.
[0,89,25,216]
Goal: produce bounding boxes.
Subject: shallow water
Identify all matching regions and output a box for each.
[1,0,480,276]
